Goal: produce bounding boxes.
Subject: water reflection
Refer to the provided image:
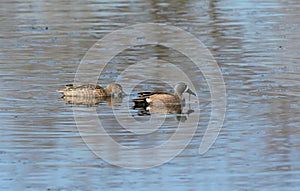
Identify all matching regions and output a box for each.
[132,102,195,122]
[1,0,300,190]
[59,96,124,107]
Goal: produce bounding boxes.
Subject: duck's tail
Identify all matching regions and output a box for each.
[57,84,73,94]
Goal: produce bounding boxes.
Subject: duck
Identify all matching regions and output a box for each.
[57,83,126,98]
[133,82,196,107]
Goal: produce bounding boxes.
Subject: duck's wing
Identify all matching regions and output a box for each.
[71,84,103,90]
[133,92,154,107]
[57,84,103,97]
[132,91,172,107]
[137,91,169,96]
[132,95,149,108]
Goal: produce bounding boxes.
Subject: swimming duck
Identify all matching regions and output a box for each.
[57,83,126,98]
[133,82,196,107]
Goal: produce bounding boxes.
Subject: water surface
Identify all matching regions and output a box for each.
[1,0,300,190]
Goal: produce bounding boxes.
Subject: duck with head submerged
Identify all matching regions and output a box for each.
[57,83,126,98]
[133,82,196,108]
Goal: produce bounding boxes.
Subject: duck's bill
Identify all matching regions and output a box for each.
[121,91,127,96]
[186,88,196,96]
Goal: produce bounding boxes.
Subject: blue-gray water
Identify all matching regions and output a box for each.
[1,0,300,190]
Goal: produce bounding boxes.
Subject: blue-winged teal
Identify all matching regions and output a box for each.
[57,83,126,98]
[133,82,196,107]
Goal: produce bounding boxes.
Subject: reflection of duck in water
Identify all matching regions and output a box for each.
[60,96,102,106]
[132,82,196,120]
[57,83,126,98]
[60,96,124,107]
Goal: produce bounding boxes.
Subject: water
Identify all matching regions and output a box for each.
[1,0,300,190]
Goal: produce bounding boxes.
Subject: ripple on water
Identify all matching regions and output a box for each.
[1,0,300,190]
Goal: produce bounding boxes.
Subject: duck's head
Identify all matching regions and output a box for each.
[105,83,126,97]
[174,82,196,97]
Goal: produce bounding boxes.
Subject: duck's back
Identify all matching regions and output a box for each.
[58,84,106,97]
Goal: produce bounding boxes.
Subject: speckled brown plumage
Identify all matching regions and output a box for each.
[57,83,125,98]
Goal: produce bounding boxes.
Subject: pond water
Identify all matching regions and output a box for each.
[1,0,300,190]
